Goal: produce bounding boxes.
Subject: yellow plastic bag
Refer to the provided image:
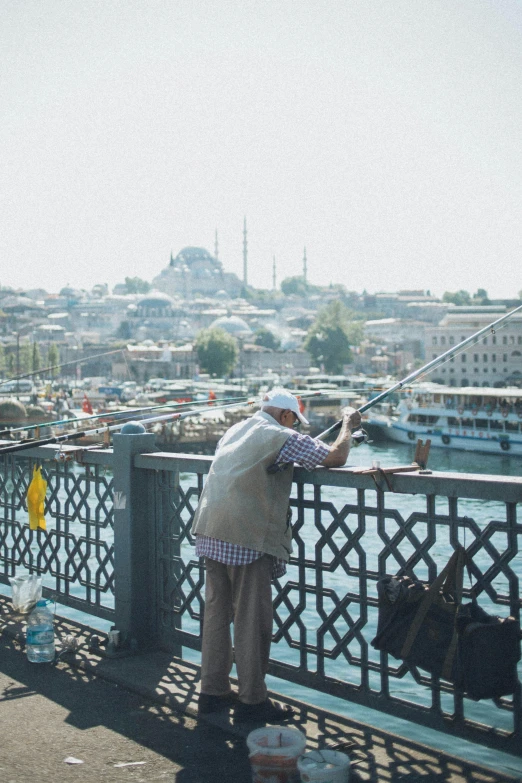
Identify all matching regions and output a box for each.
[27,466,47,531]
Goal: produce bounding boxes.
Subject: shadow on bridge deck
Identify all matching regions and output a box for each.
[1,597,520,783]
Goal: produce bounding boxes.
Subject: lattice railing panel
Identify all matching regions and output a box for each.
[0,454,115,619]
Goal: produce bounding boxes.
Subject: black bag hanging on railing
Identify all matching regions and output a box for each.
[371,545,521,700]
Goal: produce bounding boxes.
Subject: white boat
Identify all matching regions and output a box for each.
[366,383,522,455]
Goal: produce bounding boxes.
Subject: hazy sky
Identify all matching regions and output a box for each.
[1,1,521,298]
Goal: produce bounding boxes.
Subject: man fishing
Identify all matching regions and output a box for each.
[192,388,361,723]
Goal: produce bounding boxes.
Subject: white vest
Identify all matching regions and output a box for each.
[191,411,295,560]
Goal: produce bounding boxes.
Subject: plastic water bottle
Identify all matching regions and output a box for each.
[26,599,55,663]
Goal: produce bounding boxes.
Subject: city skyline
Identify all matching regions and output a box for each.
[0,255,520,302]
[1,1,521,298]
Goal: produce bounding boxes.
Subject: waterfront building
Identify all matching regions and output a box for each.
[240,345,311,377]
[33,323,67,343]
[109,339,310,383]
[363,290,441,318]
[0,294,46,327]
[112,341,198,381]
[364,317,426,349]
[425,306,522,386]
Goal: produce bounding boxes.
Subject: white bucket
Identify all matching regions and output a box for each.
[247,726,307,783]
[297,750,350,783]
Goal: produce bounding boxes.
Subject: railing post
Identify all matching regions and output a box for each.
[112,432,157,651]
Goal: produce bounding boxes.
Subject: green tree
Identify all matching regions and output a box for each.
[125,276,151,294]
[47,343,60,375]
[304,300,362,373]
[19,344,32,374]
[472,288,491,305]
[32,342,42,373]
[117,321,132,339]
[253,327,281,350]
[195,328,238,377]
[442,290,471,306]
[244,287,283,304]
[281,276,308,296]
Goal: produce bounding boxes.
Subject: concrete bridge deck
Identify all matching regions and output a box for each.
[1,598,520,783]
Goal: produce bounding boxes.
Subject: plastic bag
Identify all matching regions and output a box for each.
[27,465,47,531]
[10,574,42,614]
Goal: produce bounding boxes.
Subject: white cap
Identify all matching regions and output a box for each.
[261,387,309,426]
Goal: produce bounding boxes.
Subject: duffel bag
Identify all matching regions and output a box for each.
[371,545,521,700]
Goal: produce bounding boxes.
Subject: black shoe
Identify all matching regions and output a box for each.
[198,692,238,715]
[233,698,294,724]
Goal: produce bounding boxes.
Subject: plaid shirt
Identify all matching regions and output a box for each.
[195,432,330,578]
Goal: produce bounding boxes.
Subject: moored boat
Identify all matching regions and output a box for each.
[366,383,522,455]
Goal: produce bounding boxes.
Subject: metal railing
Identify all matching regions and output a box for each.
[0,434,520,755]
[0,444,115,621]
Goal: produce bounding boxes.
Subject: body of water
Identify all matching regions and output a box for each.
[350,436,522,476]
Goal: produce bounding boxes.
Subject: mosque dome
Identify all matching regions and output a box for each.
[135,291,175,320]
[170,247,222,270]
[136,292,175,308]
[210,315,253,338]
[1,295,45,313]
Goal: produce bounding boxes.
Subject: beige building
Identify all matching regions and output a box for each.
[425,307,522,387]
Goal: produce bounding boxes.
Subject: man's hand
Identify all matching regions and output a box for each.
[342,407,362,432]
[321,407,362,468]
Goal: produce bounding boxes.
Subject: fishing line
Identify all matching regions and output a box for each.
[0,398,259,456]
[0,349,124,387]
[122,350,133,381]
[0,394,253,439]
[0,389,337,455]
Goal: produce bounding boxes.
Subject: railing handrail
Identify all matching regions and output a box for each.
[135,450,522,502]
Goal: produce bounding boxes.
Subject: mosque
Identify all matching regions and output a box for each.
[152,221,309,303]
[153,246,243,299]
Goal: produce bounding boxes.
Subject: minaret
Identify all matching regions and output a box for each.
[272,255,276,290]
[214,229,219,260]
[303,247,307,284]
[243,216,248,286]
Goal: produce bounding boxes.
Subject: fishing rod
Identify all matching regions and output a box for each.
[0,388,324,440]
[316,303,522,442]
[0,349,124,387]
[0,390,328,455]
[0,397,258,456]
[0,394,252,438]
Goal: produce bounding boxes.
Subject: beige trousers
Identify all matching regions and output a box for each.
[200,555,273,704]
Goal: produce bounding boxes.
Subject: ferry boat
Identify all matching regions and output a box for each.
[365,383,522,455]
